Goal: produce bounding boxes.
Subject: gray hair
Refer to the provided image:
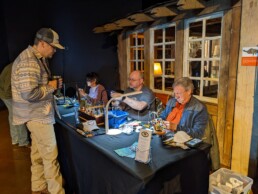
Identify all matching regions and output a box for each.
[172,77,194,92]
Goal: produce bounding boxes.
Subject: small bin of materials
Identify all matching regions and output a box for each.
[108,110,129,128]
[209,168,253,194]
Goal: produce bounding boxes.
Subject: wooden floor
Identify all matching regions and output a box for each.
[1,107,258,194]
[0,109,31,194]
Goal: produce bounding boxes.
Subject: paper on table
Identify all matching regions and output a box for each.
[114,142,138,158]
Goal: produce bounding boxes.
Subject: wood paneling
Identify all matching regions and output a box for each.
[205,102,218,129]
[127,13,154,23]
[232,0,257,176]
[117,34,128,90]
[177,0,206,10]
[224,3,241,168]
[175,20,184,78]
[216,9,232,167]
[114,19,137,27]
[144,29,151,87]
[150,6,178,18]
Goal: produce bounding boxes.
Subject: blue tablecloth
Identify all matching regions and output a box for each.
[55,105,211,194]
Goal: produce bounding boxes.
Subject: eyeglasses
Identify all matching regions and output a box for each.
[174,90,186,96]
[44,41,56,51]
[128,78,140,82]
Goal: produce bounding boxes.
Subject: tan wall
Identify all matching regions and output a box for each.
[231,0,258,175]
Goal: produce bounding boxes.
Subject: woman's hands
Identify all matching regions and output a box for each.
[163,121,177,131]
[78,88,87,97]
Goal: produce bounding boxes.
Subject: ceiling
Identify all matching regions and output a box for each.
[93,0,211,33]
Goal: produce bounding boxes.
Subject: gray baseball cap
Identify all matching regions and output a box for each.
[36,28,65,49]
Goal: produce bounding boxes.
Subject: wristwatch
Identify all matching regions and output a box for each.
[122,96,126,101]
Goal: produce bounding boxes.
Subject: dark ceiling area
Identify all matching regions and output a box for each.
[0,0,143,92]
[142,0,173,9]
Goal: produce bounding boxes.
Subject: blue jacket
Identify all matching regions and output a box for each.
[160,96,208,139]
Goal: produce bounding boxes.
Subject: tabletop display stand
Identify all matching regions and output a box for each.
[78,105,104,125]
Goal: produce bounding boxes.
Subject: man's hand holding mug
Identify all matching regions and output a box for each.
[49,75,63,90]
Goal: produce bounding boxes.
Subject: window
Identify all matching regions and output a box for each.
[184,13,223,103]
[151,24,176,93]
[128,30,144,72]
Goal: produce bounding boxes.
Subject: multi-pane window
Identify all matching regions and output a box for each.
[184,13,223,103]
[151,24,176,93]
[129,30,144,72]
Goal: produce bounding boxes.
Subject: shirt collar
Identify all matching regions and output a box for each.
[28,45,43,60]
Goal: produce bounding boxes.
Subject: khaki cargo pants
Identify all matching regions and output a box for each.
[27,121,65,194]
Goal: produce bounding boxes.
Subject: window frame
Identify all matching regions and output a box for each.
[150,23,177,95]
[183,12,223,104]
[127,29,145,74]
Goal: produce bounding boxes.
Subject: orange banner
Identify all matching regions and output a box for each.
[242,57,258,66]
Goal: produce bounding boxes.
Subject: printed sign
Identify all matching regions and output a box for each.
[135,129,152,163]
[242,47,258,66]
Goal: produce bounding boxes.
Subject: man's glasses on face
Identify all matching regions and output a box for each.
[174,90,187,96]
[128,78,140,82]
[44,41,56,51]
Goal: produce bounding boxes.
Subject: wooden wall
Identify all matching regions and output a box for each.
[116,0,258,174]
[216,1,241,168]
[231,0,258,176]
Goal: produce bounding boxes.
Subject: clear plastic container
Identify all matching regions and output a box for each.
[209,168,253,194]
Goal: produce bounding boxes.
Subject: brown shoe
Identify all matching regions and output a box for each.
[41,188,50,194]
[19,143,31,148]
[32,188,49,194]
[32,191,41,194]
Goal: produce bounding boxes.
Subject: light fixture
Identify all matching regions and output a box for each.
[105,91,142,135]
[154,62,162,76]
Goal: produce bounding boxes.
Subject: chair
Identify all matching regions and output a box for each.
[203,115,220,171]
[154,97,165,117]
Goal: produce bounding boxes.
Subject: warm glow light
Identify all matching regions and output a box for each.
[154,63,162,76]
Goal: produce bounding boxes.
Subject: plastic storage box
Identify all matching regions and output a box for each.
[108,110,129,128]
[209,168,253,194]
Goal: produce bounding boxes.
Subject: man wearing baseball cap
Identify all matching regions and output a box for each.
[11,28,65,194]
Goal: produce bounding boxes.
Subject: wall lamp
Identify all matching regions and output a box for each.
[154,62,162,76]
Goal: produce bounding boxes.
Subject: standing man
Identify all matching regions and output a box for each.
[111,70,155,121]
[11,28,65,194]
[0,63,29,147]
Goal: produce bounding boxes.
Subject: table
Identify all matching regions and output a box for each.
[55,106,210,194]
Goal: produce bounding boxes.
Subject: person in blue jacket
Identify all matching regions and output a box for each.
[160,77,208,139]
